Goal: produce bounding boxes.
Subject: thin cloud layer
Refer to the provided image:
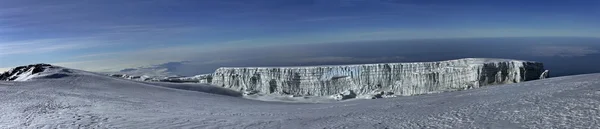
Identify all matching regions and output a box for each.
[1,0,600,71]
[531,46,599,57]
[288,56,407,64]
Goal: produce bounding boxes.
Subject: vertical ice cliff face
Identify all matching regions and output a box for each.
[210,58,547,97]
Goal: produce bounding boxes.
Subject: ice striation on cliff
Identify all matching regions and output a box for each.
[209,58,548,98]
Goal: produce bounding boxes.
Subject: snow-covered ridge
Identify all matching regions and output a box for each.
[108,74,157,81]
[210,58,548,98]
[0,64,64,81]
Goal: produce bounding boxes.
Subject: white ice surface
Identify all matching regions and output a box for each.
[1,66,598,128]
[212,58,547,97]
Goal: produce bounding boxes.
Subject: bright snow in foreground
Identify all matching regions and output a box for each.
[0,65,599,128]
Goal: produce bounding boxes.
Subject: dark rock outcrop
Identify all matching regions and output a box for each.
[0,64,53,81]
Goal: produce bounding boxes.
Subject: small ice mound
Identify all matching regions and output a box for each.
[330,90,396,101]
[242,89,260,96]
[330,90,357,100]
[0,64,69,81]
[358,91,397,99]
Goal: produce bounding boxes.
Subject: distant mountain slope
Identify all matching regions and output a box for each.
[0,64,598,128]
[109,61,201,78]
[0,64,67,81]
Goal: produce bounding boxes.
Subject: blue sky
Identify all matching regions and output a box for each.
[1,0,599,72]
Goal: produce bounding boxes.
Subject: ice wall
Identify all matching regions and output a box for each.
[210,58,547,97]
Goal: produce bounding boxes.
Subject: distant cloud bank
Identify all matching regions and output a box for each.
[531,46,599,57]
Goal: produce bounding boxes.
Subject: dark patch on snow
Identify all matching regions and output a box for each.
[158,84,244,97]
[43,73,70,79]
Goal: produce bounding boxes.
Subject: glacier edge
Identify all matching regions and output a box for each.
[208,58,547,97]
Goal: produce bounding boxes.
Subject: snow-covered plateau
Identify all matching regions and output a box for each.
[0,62,598,128]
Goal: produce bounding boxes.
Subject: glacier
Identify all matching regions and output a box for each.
[209,58,548,97]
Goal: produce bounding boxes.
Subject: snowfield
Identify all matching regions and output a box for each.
[0,65,599,128]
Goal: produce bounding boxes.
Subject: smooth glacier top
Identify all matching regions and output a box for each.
[217,58,535,69]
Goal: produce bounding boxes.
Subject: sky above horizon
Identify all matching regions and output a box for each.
[1,0,599,72]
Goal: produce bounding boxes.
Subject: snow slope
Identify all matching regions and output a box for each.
[1,65,599,128]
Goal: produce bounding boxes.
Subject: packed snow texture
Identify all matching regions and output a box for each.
[211,58,547,97]
[0,64,598,128]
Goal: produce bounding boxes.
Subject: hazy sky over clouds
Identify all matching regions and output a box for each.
[1,0,599,72]
[92,37,600,77]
